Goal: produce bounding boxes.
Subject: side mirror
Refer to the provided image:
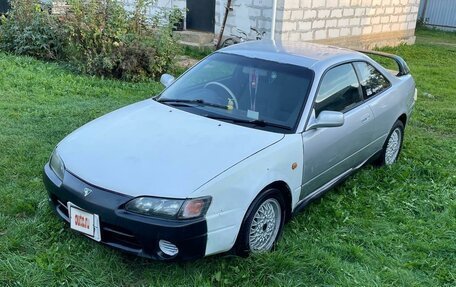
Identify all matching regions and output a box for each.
[160,74,175,87]
[307,111,344,130]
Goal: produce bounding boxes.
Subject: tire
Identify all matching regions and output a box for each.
[234,188,286,256]
[376,120,405,166]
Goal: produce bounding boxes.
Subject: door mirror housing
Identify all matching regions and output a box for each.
[160,74,175,87]
[307,111,344,130]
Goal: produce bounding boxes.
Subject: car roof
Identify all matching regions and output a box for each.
[219,40,365,71]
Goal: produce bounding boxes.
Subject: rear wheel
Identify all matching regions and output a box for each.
[376,120,404,166]
[234,188,286,255]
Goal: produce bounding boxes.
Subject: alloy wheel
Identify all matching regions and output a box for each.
[248,198,282,252]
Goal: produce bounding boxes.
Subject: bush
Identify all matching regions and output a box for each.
[61,0,129,76]
[0,0,65,60]
[0,0,182,81]
[61,0,181,81]
[111,32,179,81]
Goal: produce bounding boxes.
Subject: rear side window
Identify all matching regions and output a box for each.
[354,62,391,98]
[315,63,362,116]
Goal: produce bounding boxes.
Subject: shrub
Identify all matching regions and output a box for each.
[130,0,156,35]
[146,27,182,78]
[62,0,129,76]
[107,35,156,81]
[61,0,181,80]
[108,32,181,81]
[0,0,64,60]
[0,0,182,81]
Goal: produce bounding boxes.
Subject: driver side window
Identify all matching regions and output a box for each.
[315,63,362,116]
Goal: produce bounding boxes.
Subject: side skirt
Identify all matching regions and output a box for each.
[292,151,381,215]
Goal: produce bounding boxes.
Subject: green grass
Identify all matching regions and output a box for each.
[1,30,455,286]
[181,45,214,60]
[415,27,456,46]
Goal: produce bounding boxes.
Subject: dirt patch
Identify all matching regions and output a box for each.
[175,56,199,69]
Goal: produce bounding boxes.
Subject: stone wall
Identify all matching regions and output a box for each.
[214,0,274,39]
[50,1,68,14]
[278,0,420,48]
[143,0,274,39]
[121,0,420,49]
[123,0,186,18]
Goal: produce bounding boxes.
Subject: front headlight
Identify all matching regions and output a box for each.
[50,149,65,181]
[125,196,211,219]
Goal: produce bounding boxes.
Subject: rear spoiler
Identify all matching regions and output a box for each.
[356,50,410,77]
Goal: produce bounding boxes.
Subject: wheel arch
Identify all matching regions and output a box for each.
[398,113,407,126]
[231,180,292,255]
[262,181,293,222]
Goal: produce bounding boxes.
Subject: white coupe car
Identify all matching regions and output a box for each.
[44,40,416,260]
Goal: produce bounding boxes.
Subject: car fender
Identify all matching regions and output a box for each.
[190,134,304,256]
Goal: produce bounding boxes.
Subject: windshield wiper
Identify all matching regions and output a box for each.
[158,99,229,110]
[158,99,291,130]
[204,114,292,130]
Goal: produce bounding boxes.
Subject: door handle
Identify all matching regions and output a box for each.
[361,113,371,123]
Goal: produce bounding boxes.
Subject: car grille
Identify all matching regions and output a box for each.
[101,223,142,250]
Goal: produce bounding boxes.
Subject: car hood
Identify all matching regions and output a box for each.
[57,99,284,198]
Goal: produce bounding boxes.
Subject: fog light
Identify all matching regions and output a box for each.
[159,240,179,256]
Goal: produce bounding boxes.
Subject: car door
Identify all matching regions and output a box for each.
[300,63,376,200]
[352,61,395,152]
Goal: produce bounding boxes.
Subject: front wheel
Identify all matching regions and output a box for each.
[234,188,286,255]
[376,120,405,166]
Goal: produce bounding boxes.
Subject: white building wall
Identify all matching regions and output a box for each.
[279,0,420,48]
[138,0,275,38]
[123,0,186,18]
[122,0,420,48]
[214,0,276,39]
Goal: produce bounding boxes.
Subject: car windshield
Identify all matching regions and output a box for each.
[158,53,313,132]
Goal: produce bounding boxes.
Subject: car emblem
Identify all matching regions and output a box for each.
[83,187,93,197]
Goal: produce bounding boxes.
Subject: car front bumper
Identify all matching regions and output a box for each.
[43,164,207,261]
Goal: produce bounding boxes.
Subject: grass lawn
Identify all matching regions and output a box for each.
[0,29,455,286]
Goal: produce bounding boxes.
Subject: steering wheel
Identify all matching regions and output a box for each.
[204,81,239,109]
